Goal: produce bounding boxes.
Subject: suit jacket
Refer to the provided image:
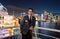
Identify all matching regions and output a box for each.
[20,15,36,35]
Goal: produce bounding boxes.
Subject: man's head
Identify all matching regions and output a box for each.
[28,8,33,16]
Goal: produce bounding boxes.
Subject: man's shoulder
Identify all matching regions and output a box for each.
[23,15,28,19]
[24,15,28,18]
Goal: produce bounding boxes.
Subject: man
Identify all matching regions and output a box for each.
[20,8,36,39]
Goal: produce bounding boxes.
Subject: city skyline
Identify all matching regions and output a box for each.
[0,0,60,15]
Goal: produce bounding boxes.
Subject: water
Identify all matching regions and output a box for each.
[34,21,60,39]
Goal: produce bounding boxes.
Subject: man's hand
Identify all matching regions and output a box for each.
[20,32,22,35]
[29,26,34,30]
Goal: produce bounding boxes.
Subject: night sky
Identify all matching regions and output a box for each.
[0,0,60,15]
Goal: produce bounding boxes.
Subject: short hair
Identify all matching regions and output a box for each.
[28,8,33,12]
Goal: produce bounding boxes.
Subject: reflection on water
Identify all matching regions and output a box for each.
[35,21,60,39]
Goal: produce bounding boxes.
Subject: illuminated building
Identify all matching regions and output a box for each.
[33,13,40,21]
[41,9,49,21]
[53,15,60,23]
[0,3,20,38]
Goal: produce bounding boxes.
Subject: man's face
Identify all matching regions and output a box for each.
[28,9,33,16]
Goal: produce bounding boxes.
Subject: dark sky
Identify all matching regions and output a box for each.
[0,0,60,14]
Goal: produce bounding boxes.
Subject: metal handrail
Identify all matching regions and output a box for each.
[35,27,60,32]
[33,27,60,39]
[32,32,59,39]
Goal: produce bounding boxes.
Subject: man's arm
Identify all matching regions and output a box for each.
[29,17,36,30]
[31,16,36,28]
[20,16,25,33]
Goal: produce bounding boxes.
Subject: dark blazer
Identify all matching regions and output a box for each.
[20,15,36,35]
